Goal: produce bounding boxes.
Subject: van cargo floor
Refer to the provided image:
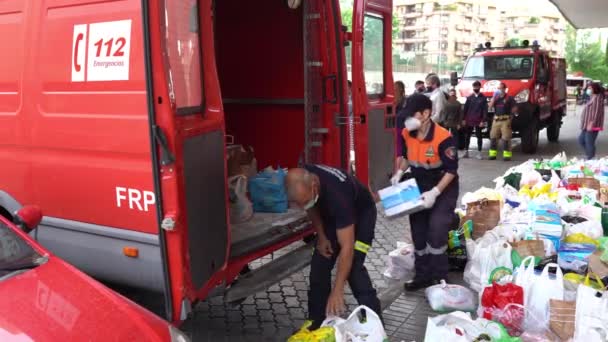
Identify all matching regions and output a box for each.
[230,209,310,258]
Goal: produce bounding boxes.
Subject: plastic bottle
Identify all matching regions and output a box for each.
[602,204,608,236]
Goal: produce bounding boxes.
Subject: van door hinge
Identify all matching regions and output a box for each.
[161,216,176,231]
[154,126,175,166]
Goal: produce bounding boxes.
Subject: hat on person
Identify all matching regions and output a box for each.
[403,93,432,118]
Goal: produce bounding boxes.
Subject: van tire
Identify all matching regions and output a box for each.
[521,119,539,154]
[546,112,561,142]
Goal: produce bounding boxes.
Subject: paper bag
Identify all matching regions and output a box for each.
[549,299,575,341]
[589,250,608,279]
[511,240,545,258]
[568,177,600,191]
[464,199,501,239]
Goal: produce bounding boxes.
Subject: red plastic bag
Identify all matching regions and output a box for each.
[480,282,525,335]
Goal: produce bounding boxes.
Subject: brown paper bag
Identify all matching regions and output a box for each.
[589,251,608,279]
[568,177,600,191]
[464,199,501,239]
[511,240,545,258]
[227,145,256,177]
[549,299,576,341]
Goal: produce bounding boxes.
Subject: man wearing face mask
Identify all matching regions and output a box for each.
[391,94,459,291]
[415,80,425,94]
[425,74,447,124]
[285,165,381,331]
[488,82,517,161]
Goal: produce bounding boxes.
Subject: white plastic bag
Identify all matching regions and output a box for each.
[383,242,415,280]
[520,170,543,189]
[566,220,604,240]
[425,280,477,312]
[574,285,608,342]
[514,256,537,307]
[228,175,253,224]
[321,316,346,342]
[527,263,564,329]
[334,306,387,342]
[424,312,474,342]
[464,239,513,292]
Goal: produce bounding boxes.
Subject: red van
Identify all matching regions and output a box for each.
[0,0,395,322]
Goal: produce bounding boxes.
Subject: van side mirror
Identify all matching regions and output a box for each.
[14,206,43,234]
[450,72,459,87]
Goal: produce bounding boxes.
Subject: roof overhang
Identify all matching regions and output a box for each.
[548,0,608,29]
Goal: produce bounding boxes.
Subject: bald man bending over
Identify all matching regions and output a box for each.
[286,164,382,331]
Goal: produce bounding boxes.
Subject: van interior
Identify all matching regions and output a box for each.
[215,0,311,259]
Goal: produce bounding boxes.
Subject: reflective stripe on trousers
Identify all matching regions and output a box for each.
[415,243,448,256]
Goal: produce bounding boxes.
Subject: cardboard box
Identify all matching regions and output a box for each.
[378,178,424,217]
[533,209,563,237]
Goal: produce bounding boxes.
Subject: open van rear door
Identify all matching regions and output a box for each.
[351,0,395,192]
[144,0,230,322]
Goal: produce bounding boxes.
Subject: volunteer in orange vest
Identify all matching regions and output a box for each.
[390,94,459,291]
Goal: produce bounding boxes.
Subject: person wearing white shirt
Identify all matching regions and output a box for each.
[425,73,447,124]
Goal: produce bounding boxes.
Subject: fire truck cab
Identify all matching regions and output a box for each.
[452,41,567,154]
[0,0,395,323]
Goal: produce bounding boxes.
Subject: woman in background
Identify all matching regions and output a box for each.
[579,82,605,160]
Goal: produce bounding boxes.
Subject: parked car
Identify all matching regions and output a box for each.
[0,206,189,342]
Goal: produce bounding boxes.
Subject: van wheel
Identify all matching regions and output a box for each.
[521,119,539,154]
[546,112,561,142]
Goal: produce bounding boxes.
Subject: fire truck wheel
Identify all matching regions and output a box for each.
[546,112,561,142]
[521,119,539,154]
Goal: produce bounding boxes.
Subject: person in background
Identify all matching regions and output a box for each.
[425,73,447,125]
[286,165,382,331]
[390,94,459,290]
[415,80,425,94]
[578,82,605,160]
[442,88,463,148]
[395,81,406,109]
[462,81,488,159]
[394,81,410,178]
[575,84,582,103]
[488,82,517,161]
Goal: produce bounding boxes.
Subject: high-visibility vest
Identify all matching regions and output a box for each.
[402,123,452,170]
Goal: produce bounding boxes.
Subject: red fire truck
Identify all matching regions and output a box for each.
[452,41,567,154]
[0,0,395,323]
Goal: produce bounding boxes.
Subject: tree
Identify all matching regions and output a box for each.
[340,8,399,71]
[565,25,608,82]
[528,17,540,24]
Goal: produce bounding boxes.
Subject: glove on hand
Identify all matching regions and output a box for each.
[421,187,441,209]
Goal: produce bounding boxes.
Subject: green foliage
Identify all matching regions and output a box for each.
[340,8,400,71]
[528,17,540,24]
[565,25,608,82]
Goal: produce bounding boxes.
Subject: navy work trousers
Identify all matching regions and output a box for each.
[409,179,459,282]
[307,206,381,326]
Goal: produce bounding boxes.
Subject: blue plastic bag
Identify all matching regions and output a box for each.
[248,167,288,213]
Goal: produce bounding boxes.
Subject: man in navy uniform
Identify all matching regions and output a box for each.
[285,165,382,330]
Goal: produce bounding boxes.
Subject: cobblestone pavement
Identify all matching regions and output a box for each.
[124,106,602,341]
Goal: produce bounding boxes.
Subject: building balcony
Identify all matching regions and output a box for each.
[399,37,428,43]
[404,11,423,18]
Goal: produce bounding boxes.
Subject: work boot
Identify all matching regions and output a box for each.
[404,278,434,292]
[488,149,497,160]
[503,150,512,162]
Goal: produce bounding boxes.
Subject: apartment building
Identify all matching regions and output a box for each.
[503,4,566,57]
[394,0,566,71]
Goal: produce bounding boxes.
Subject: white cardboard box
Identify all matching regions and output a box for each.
[378,178,425,217]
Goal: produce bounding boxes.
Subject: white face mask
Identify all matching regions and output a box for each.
[587,89,593,96]
[405,117,422,131]
[303,193,318,210]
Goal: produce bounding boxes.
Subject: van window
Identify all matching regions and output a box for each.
[363,15,384,97]
[164,0,204,114]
